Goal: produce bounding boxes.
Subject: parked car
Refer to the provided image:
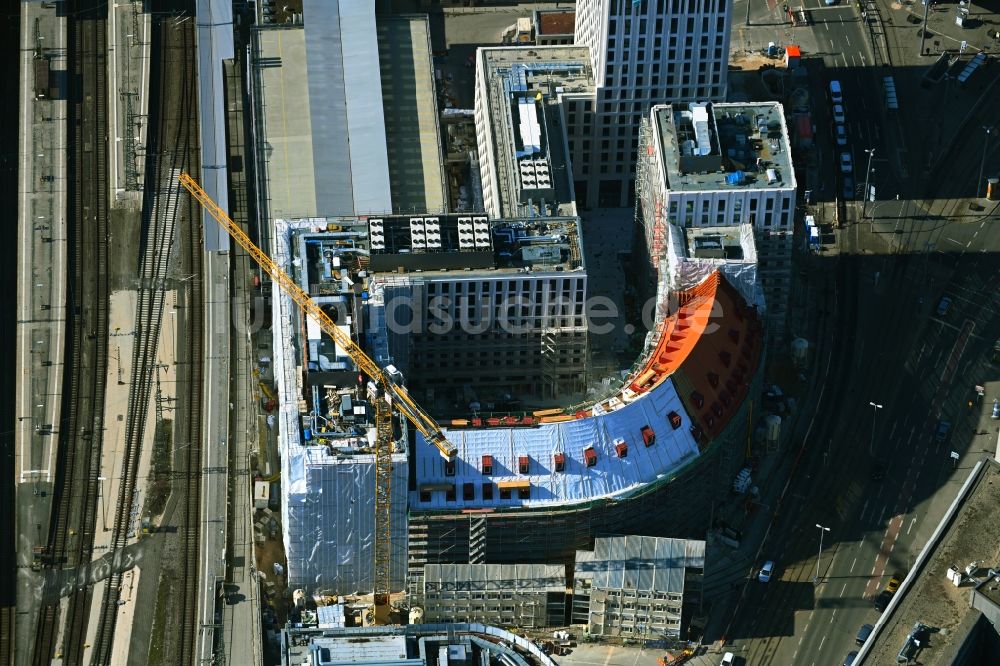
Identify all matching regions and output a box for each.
[832,104,846,124]
[874,589,893,612]
[886,573,903,594]
[829,79,844,103]
[992,399,999,419]
[835,124,848,146]
[721,653,735,666]
[844,651,858,666]
[840,152,853,174]
[935,420,952,443]
[856,623,874,645]
[759,560,775,583]
[936,295,952,315]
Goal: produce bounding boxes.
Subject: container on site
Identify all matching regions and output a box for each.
[254,481,270,510]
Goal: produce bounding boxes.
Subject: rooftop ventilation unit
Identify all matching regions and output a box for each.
[409,218,426,249]
[472,216,491,248]
[457,216,475,249]
[368,219,385,250]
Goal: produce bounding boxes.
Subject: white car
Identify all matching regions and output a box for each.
[832,104,846,124]
[721,652,736,666]
[759,560,775,583]
[839,152,853,174]
[992,399,999,419]
[835,124,848,146]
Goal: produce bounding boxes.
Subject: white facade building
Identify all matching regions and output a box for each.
[364,213,589,400]
[573,0,733,207]
[637,102,795,342]
[474,46,594,220]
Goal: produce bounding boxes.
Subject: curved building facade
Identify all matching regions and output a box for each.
[408,270,764,591]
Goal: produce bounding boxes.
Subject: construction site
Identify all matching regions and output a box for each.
[229,0,783,646]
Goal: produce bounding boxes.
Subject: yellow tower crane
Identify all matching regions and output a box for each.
[178,173,456,616]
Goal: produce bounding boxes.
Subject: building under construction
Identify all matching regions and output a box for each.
[421,564,566,628]
[407,267,765,595]
[365,212,589,404]
[271,217,410,595]
[635,102,795,343]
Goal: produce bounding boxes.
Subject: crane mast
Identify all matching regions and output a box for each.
[178,173,455,615]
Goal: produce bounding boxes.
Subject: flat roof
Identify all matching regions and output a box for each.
[534,9,576,36]
[424,563,566,591]
[377,16,447,214]
[654,102,795,193]
[479,46,594,218]
[255,29,319,219]
[291,634,416,666]
[864,459,1000,664]
[366,214,584,274]
[575,536,705,593]
[288,214,585,276]
[685,226,750,260]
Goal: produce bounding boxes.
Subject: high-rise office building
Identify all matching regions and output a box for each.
[572,0,733,207]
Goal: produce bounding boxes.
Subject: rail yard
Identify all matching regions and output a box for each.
[4,0,1000,665]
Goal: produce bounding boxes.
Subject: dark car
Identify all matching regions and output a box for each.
[871,463,885,481]
[874,590,893,612]
[935,420,952,443]
[856,623,874,645]
[844,651,858,666]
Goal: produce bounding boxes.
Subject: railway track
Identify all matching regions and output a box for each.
[31,1,110,663]
[88,9,202,664]
[166,14,204,662]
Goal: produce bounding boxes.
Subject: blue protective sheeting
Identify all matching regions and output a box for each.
[413,376,701,509]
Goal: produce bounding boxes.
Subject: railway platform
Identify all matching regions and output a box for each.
[14,2,68,662]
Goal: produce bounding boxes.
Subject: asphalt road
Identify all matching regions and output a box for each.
[729,248,1000,666]
[720,0,1000,661]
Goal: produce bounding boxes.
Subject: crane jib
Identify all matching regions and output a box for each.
[177,172,456,461]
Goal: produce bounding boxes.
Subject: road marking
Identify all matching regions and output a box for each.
[845,35,851,46]
[907,517,916,535]
[840,582,848,597]
[825,19,830,30]
[889,421,898,441]
[851,557,857,573]
[860,498,869,521]
[830,609,838,623]
[819,635,826,652]
[876,505,886,526]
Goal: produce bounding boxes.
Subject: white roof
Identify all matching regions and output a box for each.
[412,375,700,509]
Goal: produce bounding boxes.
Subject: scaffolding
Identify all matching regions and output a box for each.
[635,118,668,274]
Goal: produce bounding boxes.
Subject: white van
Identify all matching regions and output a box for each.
[829,80,844,103]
